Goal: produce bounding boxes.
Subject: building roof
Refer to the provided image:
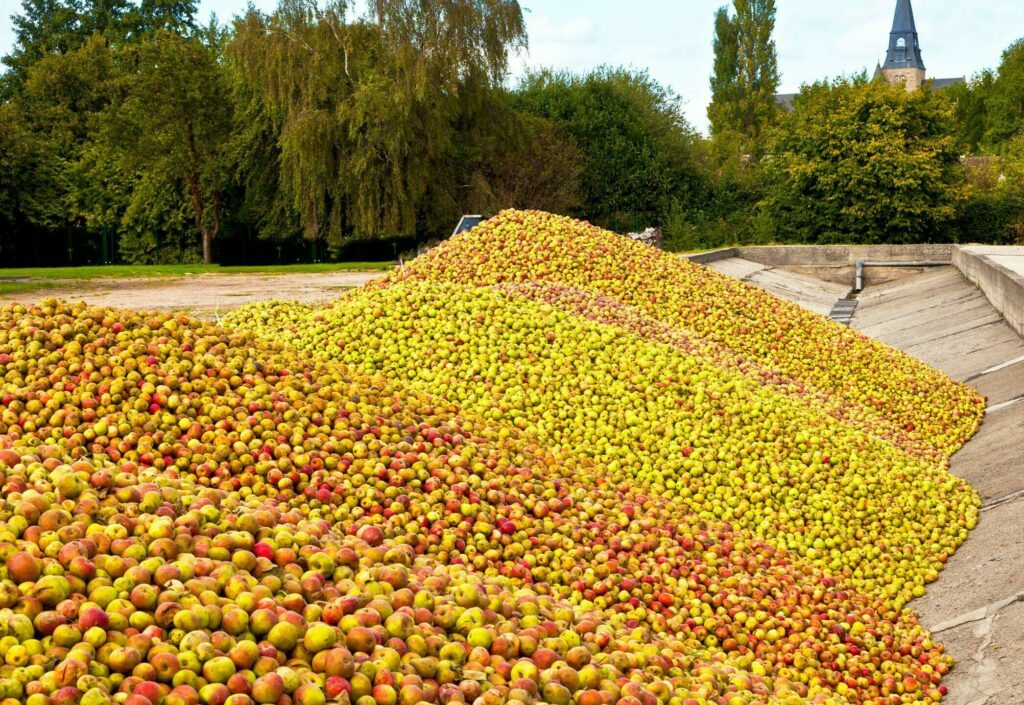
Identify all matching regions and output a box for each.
[883,0,926,71]
[931,77,966,90]
[775,93,798,111]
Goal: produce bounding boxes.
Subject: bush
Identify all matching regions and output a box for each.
[763,78,966,244]
[954,188,1021,244]
[662,204,775,252]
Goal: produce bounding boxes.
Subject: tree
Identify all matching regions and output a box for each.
[231,0,526,243]
[225,60,299,243]
[947,70,994,154]
[458,100,583,217]
[763,78,966,244]
[2,0,198,96]
[707,0,779,149]
[104,30,232,263]
[708,7,740,139]
[985,39,1024,149]
[3,0,84,95]
[997,138,1024,243]
[0,101,63,234]
[513,67,702,230]
[15,35,123,229]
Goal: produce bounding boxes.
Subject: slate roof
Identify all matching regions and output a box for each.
[931,77,966,90]
[775,93,798,111]
[883,0,926,71]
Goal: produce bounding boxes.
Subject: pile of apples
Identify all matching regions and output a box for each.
[0,211,986,705]
[228,278,977,601]
[369,211,983,459]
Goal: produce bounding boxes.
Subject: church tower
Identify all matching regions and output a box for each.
[881,0,926,91]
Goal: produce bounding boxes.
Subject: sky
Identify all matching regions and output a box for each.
[2,0,1023,133]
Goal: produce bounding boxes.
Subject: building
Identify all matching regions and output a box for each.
[776,0,964,110]
[874,0,964,92]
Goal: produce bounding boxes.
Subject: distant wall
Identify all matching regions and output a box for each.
[685,248,737,265]
[736,244,953,266]
[954,246,1024,338]
[737,244,950,286]
[728,245,951,287]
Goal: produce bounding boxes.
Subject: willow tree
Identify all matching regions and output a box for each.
[230,0,526,243]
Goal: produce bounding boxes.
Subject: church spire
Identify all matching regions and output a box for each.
[883,0,925,71]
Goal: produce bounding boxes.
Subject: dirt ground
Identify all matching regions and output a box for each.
[5,271,386,317]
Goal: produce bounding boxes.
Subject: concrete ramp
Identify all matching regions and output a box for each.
[852,267,1024,705]
[705,257,850,316]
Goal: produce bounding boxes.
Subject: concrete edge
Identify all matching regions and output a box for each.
[953,246,1024,339]
[736,244,954,267]
[684,245,955,267]
[684,248,738,264]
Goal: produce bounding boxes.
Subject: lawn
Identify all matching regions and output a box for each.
[0,281,65,295]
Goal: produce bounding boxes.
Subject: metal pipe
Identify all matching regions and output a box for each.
[855,260,950,291]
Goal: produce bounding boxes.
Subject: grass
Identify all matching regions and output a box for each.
[0,261,395,280]
[0,281,65,295]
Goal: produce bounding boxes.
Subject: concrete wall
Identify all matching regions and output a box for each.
[735,245,953,287]
[735,244,953,266]
[685,248,737,265]
[953,246,1024,338]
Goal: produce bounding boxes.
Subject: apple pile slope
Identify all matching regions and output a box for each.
[377,210,984,459]
[228,280,978,605]
[1,300,959,705]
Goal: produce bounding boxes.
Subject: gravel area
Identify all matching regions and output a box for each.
[5,271,385,317]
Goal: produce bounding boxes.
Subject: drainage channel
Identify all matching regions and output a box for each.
[830,260,949,326]
[828,298,859,326]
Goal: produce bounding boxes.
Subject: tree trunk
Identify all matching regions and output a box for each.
[202,229,213,265]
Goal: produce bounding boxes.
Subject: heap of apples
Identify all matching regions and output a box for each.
[370,211,983,459]
[228,277,977,602]
[0,210,986,705]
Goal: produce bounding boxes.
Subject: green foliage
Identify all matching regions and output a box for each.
[708,7,739,138]
[763,78,966,244]
[2,0,198,95]
[662,136,771,251]
[0,261,393,278]
[103,29,233,263]
[514,67,702,230]
[15,35,123,230]
[3,0,83,95]
[985,39,1024,148]
[955,141,1024,244]
[0,100,63,230]
[6,0,1024,264]
[231,0,526,244]
[707,0,779,150]
[944,39,1024,155]
[456,97,583,217]
[946,71,993,154]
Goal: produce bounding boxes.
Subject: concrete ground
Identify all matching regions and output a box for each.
[6,271,384,317]
[705,256,850,315]
[707,259,1024,704]
[852,267,1024,705]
